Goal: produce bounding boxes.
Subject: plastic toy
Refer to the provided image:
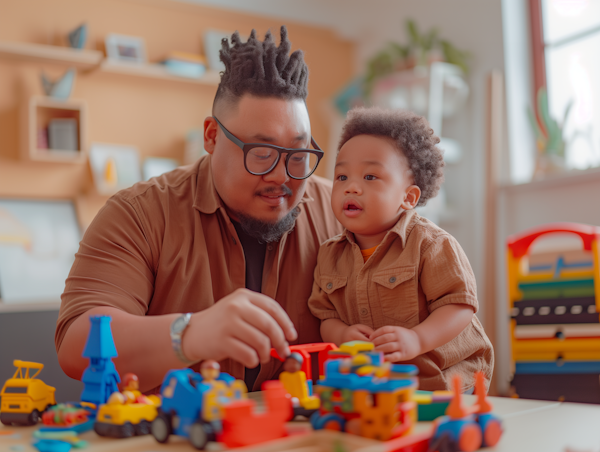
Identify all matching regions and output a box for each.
[428,372,502,452]
[507,223,600,402]
[94,373,161,438]
[42,403,90,427]
[0,360,56,426]
[279,352,320,418]
[219,380,293,448]
[310,341,418,441]
[80,315,121,408]
[151,359,247,450]
[413,390,453,421]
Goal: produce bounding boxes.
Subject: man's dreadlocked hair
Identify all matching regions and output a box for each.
[214,25,309,110]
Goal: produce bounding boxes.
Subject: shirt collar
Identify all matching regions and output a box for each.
[337,209,419,248]
[193,154,315,215]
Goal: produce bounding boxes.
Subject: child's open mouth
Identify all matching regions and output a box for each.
[343,199,363,217]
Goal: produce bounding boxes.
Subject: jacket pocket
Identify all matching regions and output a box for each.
[372,266,418,327]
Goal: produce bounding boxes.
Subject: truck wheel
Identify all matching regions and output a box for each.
[28,409,40,425]
[121,422,135,438]
[135,420,151,436]
[152,412,172,443]
[189,421,215,450]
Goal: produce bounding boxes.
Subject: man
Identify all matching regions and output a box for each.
[56,26,341,393]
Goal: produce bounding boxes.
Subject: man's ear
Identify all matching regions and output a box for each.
[204,117,218,154]
[401,185,421,210]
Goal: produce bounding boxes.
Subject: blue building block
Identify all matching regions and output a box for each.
[80,316,120,408]
[319,359,417,392]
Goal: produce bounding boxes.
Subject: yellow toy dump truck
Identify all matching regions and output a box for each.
[0,360,56,426]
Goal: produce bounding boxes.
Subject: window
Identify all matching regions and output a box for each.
[531,0,600,169]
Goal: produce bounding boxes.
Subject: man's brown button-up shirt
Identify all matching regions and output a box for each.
[56,155,342,391]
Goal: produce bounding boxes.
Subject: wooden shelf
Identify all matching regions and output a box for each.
[0,40,102,69]
[99,59,220,86]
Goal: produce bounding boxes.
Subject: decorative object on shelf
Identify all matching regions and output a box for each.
[161,51,206,79]
[333,78,365,116]
[67,23,87,50]
[105,33,146,64]
[527,86,572,180]
[21,96,86,162]
[142,157,179,181]
[40,68,76,100]
[204,29,235,72]
[89,143,141,195]
[364,19,470,98]
[0,199,81,304]
[48,118,78,151]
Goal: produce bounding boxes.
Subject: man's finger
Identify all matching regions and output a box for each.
[231,320,275,364]
[245,290,298,341]
[238,301,291,359]
[226,337,260,369]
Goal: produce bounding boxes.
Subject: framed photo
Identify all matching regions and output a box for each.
[89,143,142,195]
[105,33,147,63]
[0,199,81,304]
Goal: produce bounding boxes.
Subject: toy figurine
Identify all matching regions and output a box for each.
[279,352,320,418]
[200,360,221,384]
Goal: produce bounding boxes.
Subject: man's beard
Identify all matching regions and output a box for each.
[233,206,301,243]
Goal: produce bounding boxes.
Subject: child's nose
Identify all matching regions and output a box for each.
[345,182,361,194]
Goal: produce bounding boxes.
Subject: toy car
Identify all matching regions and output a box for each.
[151,360,247,450]
[0,360,56,426]
[428,372,503,452]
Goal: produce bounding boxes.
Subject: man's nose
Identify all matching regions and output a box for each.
[263,154,289,185]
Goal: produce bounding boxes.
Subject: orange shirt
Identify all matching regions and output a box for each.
[56,155,342,391]
[361,245,378,262]
[308,210,494,391]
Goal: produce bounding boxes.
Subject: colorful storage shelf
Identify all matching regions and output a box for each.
[507,223,600,403]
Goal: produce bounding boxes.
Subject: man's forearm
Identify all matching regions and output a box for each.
[58,306,185,393]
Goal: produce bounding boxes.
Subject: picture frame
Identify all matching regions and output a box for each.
[105,33,147,63]
[89,143,142,195]
[0,198,81,304]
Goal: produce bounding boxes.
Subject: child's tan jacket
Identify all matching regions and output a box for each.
[308,209,494,391]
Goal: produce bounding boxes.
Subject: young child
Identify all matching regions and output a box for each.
[308,107,493,392]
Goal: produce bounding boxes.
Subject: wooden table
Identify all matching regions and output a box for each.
[1,395,599,452]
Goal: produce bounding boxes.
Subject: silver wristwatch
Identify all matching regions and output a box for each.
[170,313,195,365]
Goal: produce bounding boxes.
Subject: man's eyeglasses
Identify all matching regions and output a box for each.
[213,116,324,180]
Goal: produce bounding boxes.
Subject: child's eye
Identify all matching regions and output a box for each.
[365,175,377,181]
[337,175,347,181]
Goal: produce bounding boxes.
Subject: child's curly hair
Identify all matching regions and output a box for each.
[338,107,444,206]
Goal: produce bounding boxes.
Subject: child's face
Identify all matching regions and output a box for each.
[332,135,420,248]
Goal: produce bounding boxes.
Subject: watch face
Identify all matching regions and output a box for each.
[172,317,186,334]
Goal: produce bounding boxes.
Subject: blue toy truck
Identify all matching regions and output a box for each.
[151,367,246,450]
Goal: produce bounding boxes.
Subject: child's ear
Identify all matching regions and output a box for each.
[401,185,421,210]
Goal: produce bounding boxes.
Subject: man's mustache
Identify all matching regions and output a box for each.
[255,185,293,197]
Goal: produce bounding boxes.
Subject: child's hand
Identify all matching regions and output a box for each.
[370,325,422,362]
[341,324,374,343]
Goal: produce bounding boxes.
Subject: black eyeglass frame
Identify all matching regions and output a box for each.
[213,116,324,180]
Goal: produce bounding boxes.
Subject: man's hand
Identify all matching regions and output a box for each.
[182,288,297,368]
[370,325,422,362]
[341,324,374,343]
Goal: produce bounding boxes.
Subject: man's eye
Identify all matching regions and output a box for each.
[365,175,377,181]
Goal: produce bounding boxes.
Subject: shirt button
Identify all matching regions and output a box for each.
[389,276,397,283]
[326,282,333,290]
[267,245,273,251]
[360,308,368,316]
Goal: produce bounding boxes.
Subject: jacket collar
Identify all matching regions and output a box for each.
[337,209,419,249]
